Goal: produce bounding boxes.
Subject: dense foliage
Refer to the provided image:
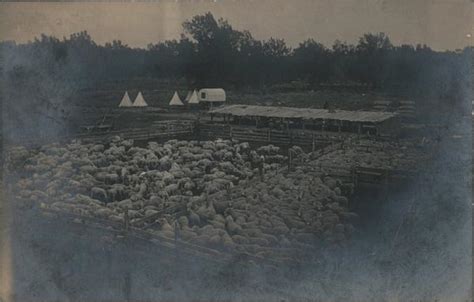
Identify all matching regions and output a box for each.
[1,12,471,94]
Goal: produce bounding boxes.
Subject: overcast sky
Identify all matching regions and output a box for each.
[0,0,472,50]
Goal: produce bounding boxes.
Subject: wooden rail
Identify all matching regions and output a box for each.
[199,124,344,150]
[304,162,417,186]
[77,120,195,142]
[37,206,307,266]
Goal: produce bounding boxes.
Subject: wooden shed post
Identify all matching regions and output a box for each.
[312,133,315,152]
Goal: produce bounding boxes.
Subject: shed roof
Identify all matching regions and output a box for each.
[210,105,397,123]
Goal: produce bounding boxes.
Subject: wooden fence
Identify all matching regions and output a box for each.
[303,163,416,186]
[37,205,308,267]
[199,124,345,151]
[77,120,195,143]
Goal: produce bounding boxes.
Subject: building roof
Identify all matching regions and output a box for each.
[210,105,397,123]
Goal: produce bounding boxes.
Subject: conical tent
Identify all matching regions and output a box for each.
[133,91,148,107]
[184,90,192,102]
[119,91,133,107]
[169,91,184,106]
[188,89,199,104]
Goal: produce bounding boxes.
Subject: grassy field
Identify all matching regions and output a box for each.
[75,78,405,111]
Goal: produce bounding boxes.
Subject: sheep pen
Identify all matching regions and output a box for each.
[4,135,429,264]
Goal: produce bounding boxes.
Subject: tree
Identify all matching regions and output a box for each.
[356,32,393,87]
[293,39,329,85]
[182,12,245,86]
[331,40,356,83]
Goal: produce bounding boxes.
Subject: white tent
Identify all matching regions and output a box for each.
[169,91,184,106]
[118,91,133,107]
[188,89,199,104]
[133,91,148,107]
[184,90,192,102]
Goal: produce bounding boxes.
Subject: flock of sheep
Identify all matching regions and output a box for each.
[309,139,428,173]
[5,136,423,261]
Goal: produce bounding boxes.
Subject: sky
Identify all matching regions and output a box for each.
[0,0,472,51]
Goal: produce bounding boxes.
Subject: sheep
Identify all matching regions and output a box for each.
[127,209,142,219]
[120,139,134,149]
[247,237,270,247]
[95,171,109,182]
[136,182,148,196]
[91,144,105,152]
[114,199,133,210]
[158,217,173,232]
[108,184,127,202]
[188,209,201,226]
[104,173,120,185]
[95,207,114,219]
[225,216,243,236]
[164,183,180,196]
[8,137,368,256]
[90,187,108,203]
[161,172,175,185]
[120,167,130,183]
[76,174,98,189]
[74,194,102,207]
[213,199,231,214]
[197,224,220,238]
[158,156,172,171]
[196,200,216,222]
[79,165,97,175]
[208,218,226,230]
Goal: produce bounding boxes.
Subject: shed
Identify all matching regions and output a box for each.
[209,104,399,136]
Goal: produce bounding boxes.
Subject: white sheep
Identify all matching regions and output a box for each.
[90,187,108,203]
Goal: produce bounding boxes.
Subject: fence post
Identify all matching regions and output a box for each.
[124,208,130,235]
[288,149,292,172]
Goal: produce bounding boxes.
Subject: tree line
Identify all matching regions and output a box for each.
[0,12,471,141]
[1,12,471,97]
